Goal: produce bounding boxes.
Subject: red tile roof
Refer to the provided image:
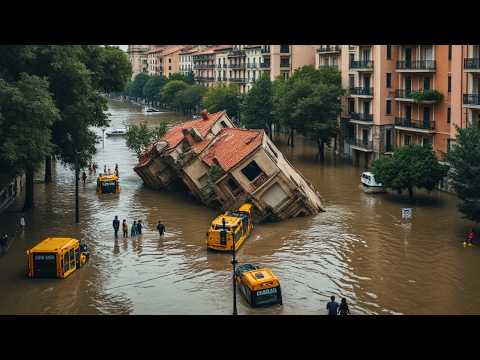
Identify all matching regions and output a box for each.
[135,111,226,169]
[202,128,264,172]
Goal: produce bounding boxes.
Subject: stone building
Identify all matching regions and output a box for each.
[134,110,324,222]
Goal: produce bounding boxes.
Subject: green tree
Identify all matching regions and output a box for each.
[160,80,188,109]
[0,74,59,210]
[142,75,167,104]
[97,46,132,93]
[446,126,480,222]
[202,83,241,119]
[168,73,194,84]
[128,73,150,100]
[371,144,449,200]
[241,74,274,135]
[125,121,168,157]
[176,84,207,115]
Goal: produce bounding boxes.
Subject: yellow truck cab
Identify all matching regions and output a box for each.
[235,264,283,307]
[207,203,253,252]
[96,174,120,194]
[26,237,89,279]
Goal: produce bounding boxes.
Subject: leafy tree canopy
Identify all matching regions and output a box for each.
[125,121,168,157]
[202,83,241,119]
[241,74,274,131]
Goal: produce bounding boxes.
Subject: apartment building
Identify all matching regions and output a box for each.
[315,45,342,69]
[337,45,453,167]
[259,45,316,81]
[214,46,232,83]
[193,47,220,87]
[245,45,262,92]
[227,45,248,93]
[180,46,205,76]
[146,47,164,76]
[128,45,157,79]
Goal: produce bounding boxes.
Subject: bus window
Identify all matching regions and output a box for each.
[63,253,70,273]
[69,249,76,270]
[220,230,227,245]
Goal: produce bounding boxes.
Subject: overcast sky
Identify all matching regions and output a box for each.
[115,45,128,51]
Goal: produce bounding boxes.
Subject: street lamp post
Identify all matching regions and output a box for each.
[225,217,238,316]
[75,152,79,224]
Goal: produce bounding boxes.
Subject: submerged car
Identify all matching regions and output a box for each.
[207,203,253,252]
[26,237,89,279]
[235,263,283,307]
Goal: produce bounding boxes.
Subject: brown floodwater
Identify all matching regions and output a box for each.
[0,100,477,315]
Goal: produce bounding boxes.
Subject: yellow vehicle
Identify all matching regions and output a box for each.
[26,237,89,279]
[207,203,253,252]
[235,264,283,307]
[96,174,120,194]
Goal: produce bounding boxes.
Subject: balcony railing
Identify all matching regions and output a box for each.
[247,63,258,68]
[464,58,480,70]
[194,64,215,69]
[196,76,215,81]
[260,62,271,68]
[228,49,246,57]
[349,112,373,122]
[252,173,269,189]
[395,117,435,130]
[350,60,374,69]
[261,47,270,54]
[229,63,246,69]
[318,64,338,69]
[318,46,341,53]
[463,94,480,106]
[395,89,413,99]
[349,87,373,96]
[230,78,247,84]
[396,60,436,71]
[346,138,373,150]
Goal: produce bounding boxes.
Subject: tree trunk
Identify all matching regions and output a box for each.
[318,139,325,162]
[408,186,414,200]
[289,128,295,147]
[23,167,34,211]
[44,155,52,183]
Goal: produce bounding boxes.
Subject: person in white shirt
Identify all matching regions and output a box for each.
[20,216,26,230]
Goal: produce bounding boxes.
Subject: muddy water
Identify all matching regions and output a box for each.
[0,100,477,315]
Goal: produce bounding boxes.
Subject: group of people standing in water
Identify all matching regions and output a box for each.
[112,216,165,238]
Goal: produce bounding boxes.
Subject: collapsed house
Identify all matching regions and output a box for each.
[134,110,324,222]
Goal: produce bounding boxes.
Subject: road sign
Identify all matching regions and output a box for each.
[402,208,412,220]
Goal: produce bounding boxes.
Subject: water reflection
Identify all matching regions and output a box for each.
[0,100,476,315]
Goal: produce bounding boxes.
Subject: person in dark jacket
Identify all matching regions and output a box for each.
[338,298,350,315]
[326,296,339,315]
[157,221,165,236]
[136,220,143,235]
[131,221,137,237]
[113,216,120,238]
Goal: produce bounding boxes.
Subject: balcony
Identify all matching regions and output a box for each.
[261,47,270,54]
[247,63,258,69]
[396,60,436,72]
[260,62,271,69]
[195,76,215,82]
[349,112,373,123]
[395,117,435,132]
[228,49,246,57]
[252,173,269,189]
[346,138,373,152]
[280,61,290,68]
[229,63,246,69]
[230,78,247,84]
[463,94,480,108]
[318,64,338,69]
[280,45,290,54]
[395,89,442,103]
[317,46,341,54]
[464,58,480,71]
[349,87,373,97]
[194,64,215,69]
[350,60,374,71]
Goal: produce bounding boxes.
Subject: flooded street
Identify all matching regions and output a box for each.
[0,100,477,315]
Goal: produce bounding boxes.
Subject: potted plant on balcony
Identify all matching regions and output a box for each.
[411,89,443,104]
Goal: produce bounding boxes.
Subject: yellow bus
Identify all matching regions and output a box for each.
[96,175,120,194]
[26,237,89,279]
[235,264,283,307]
[207,203,253,252]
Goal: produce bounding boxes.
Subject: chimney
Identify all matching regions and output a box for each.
[200,109,209,120]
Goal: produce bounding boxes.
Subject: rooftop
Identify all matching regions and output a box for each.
[202,128,264,172]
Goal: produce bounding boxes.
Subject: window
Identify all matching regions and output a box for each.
[241,160,264,181]
[349,54,355,66]
[348,99,355,113]
[404,135,411,146]
[168,66,171,70]
[349,74,355,88]
[448,75,451,92]
[220,121,228,128]
[447,107,451,123]
[63,253,69,273]
[448,45,452,60]
[386,73,391,88]
[226,177,240,192]
[169,58,171,63]
[423,77,430,90]
[69,249,76,269]
[386,100,391,115]
[386,45,392,60]
[422,138,430,147]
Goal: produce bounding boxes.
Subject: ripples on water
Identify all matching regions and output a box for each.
[0,100,476,315]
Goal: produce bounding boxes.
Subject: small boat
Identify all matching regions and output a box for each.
[361,171,385,193]
[105,128,127,137]
[235,264,283,307]
[143,106,161,113]
[207,203,253,252]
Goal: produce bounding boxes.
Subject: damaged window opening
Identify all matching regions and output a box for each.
[227,177,240,192]
[241,160,264,182]
[220,121,228,128]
